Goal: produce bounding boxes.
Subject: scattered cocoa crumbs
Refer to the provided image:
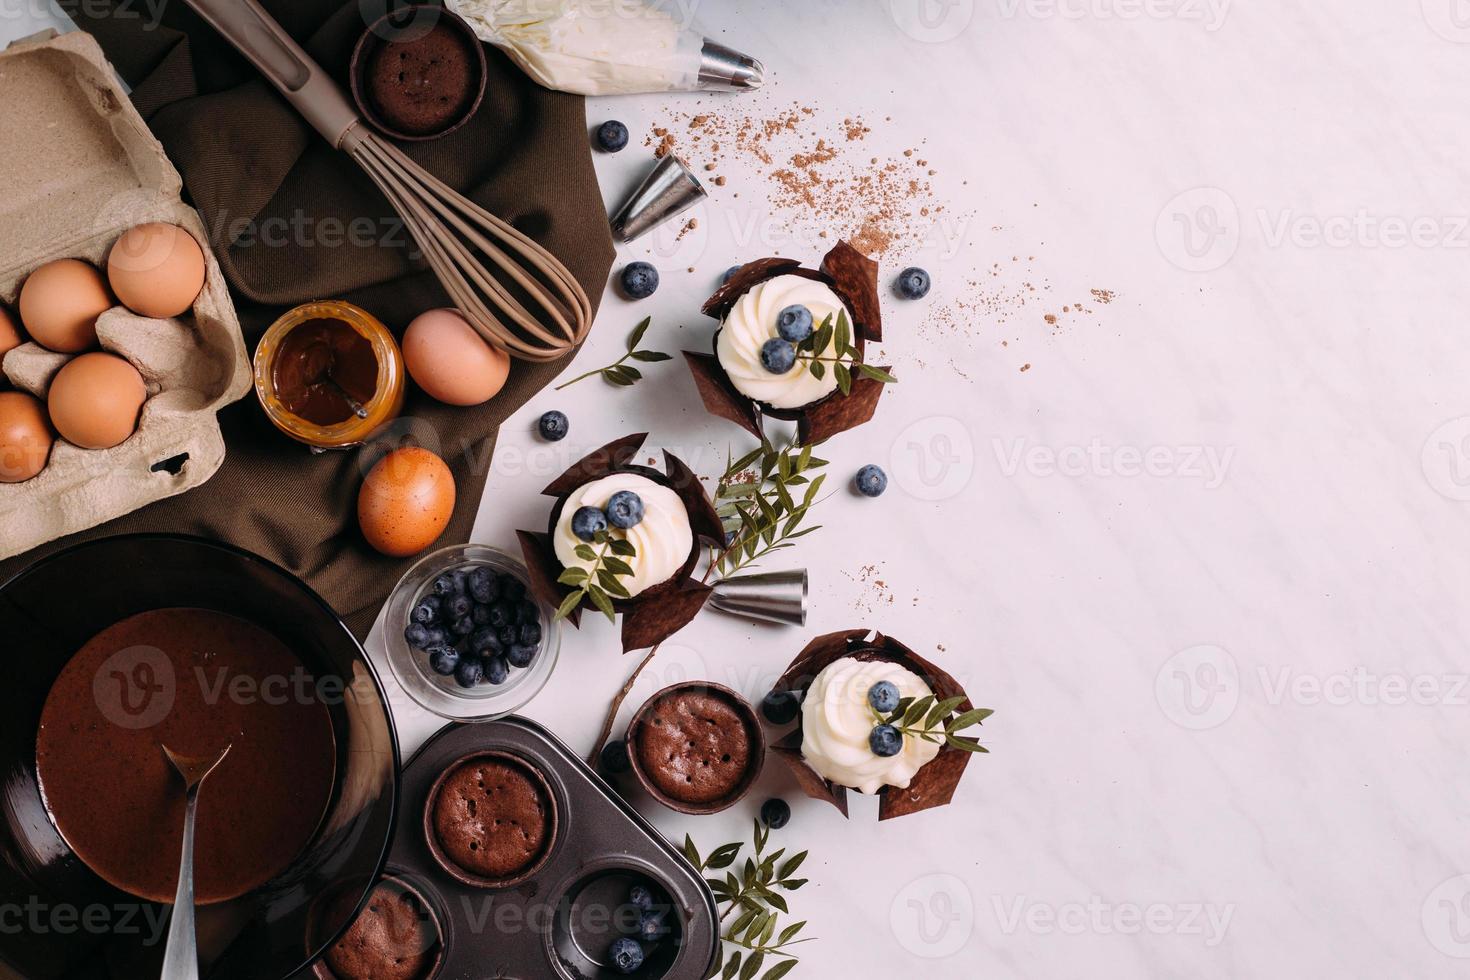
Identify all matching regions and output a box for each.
[1091,288,1116,304]
[713,175,727,186]
[1020,363,1031,372]
[847,563,896,614]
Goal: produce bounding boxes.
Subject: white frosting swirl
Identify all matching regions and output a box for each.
[553,473,692,597]
[800,657,941,795]
[716,274,853,410]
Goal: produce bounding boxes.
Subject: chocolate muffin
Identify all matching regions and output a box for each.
[630,684,763,811]
[428,753,554,886]
[363,21,480,136]
[322,879,440,980]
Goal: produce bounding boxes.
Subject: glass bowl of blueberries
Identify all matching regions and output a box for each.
[383,543,561,721]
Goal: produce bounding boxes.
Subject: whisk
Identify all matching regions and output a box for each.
[183,0,591,362]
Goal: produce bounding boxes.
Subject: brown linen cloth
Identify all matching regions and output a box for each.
[4,0,614,638]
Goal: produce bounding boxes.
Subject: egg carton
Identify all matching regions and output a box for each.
[0,29,250,561]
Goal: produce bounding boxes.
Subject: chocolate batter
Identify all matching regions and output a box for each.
[636,689,755,805]
[34,608,337,904]
[271,318,379,426]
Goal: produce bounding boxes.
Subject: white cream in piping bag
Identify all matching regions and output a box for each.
[449,0,706,95]
[716,274,854,410]
[553,473,692,597]
[800,657,941,795]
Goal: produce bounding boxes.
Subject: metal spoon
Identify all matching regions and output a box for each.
[159,743,232,980]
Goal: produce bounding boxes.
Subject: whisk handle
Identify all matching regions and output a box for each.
[182,0,361,147]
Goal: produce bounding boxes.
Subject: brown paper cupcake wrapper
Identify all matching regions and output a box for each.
[770,628,977,820]
[517,433,723,652]
[687,241,889,445]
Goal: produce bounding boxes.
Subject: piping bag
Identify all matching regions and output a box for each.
[448,0,763,95]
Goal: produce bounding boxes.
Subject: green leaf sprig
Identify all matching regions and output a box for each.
[875,695,993,754]
[555,317,671,390]
[554,529,637,623]
[793,309,897,396]
[684,820,813,980]
[711,442,828,579]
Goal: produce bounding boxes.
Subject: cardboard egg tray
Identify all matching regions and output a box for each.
[0,30,250,560]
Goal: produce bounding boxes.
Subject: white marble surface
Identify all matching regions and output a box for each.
[14,0,1470,974]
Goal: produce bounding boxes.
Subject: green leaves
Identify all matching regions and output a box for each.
[789,308,894,395]
[555,317,672,390]
[553,528,638,624]
[712,441,829,578]
[694,819,814,979]
[877,694,993,754]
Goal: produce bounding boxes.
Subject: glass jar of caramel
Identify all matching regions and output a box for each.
[254,301,405,450]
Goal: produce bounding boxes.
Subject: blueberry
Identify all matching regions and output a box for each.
[471,603,493,626]
[722,264,742,284]
[497,624,518,647]
[489,600,515,628]
[516,599,539,624]
[895,266,931,300]
[507,643,537,669]
[606,490,645,529]
[761,690,800,725]
[608,936,643,974]
[637,909,667,941]
[421,625,449,648]
[404,622,430,649]
[411,596,441,625]
[538,410,569,442]
[468,566,498,603]
[869,724,903,757]
[449,615,475,638]
[855,464,888,498]
[628,885,654,911]
[620,261,659,300]
[518,621,542,646]
[759,337,796,374]
[760,797,791,829]
[446,594,473,620]
[454,657,484,688]
[724,528,736,547]
[600,739,631,774]
[470,627,500,653]
[484,654,510,685]
[431,573,460,598]
[426,644,460,676]
[776,304,814,342]
[867,680,900,713]
[501,577,526,601]
[596,119,629,152]
[570,506,607,542]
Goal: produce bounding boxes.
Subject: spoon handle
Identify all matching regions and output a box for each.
[159,785,202,980]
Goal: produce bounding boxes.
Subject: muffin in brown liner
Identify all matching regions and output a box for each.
[311,874,444,980]
[423,751,558,889]
[768,628,979,821]
[685,240,890,445]
[625,681,766,815]
[516,432,726,653]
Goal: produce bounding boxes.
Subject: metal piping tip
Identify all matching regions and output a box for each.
[709,569,808,627]
[698,38,764,90]
[610,154,708,243]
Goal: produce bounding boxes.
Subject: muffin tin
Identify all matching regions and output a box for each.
[376,717,718,979]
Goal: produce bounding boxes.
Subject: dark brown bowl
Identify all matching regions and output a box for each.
[625,682,766,815]
[311,873,446,980]
[349,5,488,142]
[422,750,559,889]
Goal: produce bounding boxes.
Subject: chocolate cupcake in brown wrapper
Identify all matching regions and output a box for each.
[768,629,989,821]
[686,241,892,445]
[626,681,765,815]
[517,433,726,653]
[313,875,444,980]
[423,751,557,889]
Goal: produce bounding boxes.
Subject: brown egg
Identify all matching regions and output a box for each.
[0,305,23,359]
[19,258,112,353]
[0,391,54,482]
[358,447,456,556]
[402,309,510,406]
[108,223,207,319]
[47,352,147,450]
